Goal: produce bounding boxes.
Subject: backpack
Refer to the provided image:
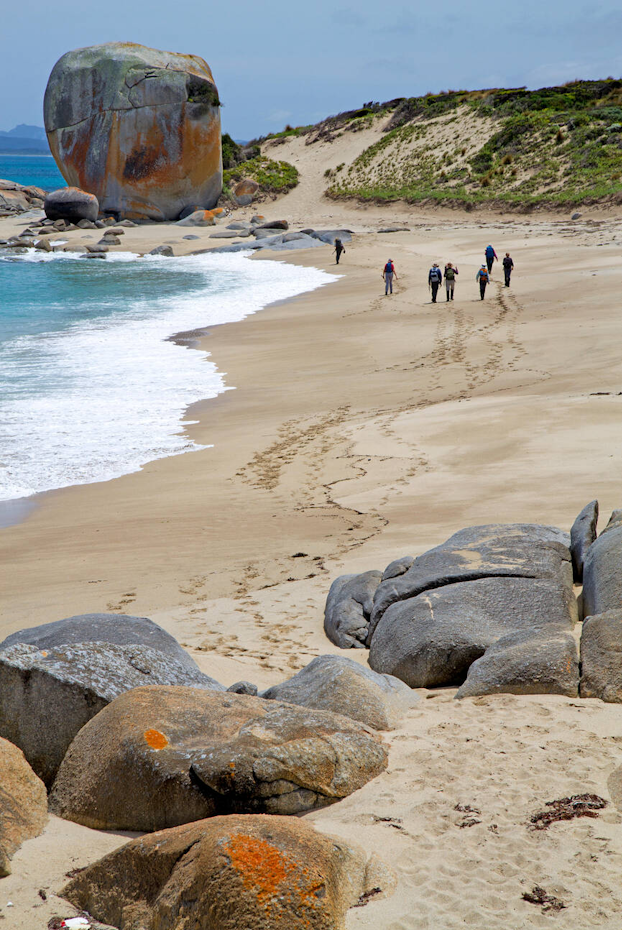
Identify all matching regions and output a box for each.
[480,269,489,283]
[485,246,495,258]
[445,267,455,281]
[430,268,442,283]
[384,262,394,273]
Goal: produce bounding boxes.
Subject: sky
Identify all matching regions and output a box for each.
[3,0,622,139]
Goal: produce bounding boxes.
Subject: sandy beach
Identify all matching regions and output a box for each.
[3,189,622,927]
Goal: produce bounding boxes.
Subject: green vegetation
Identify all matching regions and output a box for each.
[324,79,622,207]
[223,155,299,193]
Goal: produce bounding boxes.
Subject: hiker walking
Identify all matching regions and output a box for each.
[502,252,514,287]
[485,244,498,274]
[444,263,458,301]
[428,263,442,303]
[334,238,345,265]
[476,264,490,300]
[383,258,397,295]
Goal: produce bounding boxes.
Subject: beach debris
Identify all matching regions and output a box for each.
[378,227,410,233]
[44,43,222,222]
[454,803,482,828]
[530,794,607,830]
[522,886,566,912]
[39,888,48,900]
[49,685,388,830]
[61,814,393,930]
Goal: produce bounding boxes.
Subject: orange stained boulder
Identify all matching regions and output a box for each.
[44,42,222,222]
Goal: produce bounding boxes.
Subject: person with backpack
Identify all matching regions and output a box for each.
[334,238,345,265]
[444,263,458,301]
[476,264,490,300]
[383,258,397,295]
[485,244,498,274]
[428,263,442,302]
[502,252,514,287]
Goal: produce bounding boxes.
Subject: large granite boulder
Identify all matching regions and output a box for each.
[260,655,417,730]
[44,186,98,222]
[0,738,47,876]
[456,627,579,699]
[50,685,388,831]
[367,524,575,644]
[44,42,222,221]
[369,575,576,688]
[62,815,392,930]
[570,500,599,583]
[324,571,382,648]
[580,610,622,702]
[582,510,622,617]
[0,611,201,671]
[0,642,223,786]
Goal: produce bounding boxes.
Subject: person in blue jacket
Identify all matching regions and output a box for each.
[476,264,490,299]
[485,244,498,274]
[428,263,442,302]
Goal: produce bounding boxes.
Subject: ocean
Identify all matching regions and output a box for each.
[0,158,335,502]
[0,153,65,190]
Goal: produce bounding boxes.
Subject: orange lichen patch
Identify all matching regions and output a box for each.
[223,834,322,915]
[212,207,224,215]
[144,729,169,750]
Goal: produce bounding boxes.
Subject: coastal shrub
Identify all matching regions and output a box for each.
[223,156,299,193]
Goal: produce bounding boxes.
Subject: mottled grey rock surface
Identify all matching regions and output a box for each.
[261,654,417,730]
[44,187,98,222]
[583,511,622,617]
[570,500,599,583]
[50,685,387,831]
[324,571,383,648]
[580,610,622,702]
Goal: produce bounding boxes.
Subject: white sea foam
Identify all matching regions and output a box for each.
[0,250,336,501]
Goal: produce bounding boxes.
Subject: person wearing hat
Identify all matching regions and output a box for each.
[476,264,490,300]
[428,263,443,303]
[444,262,458,301]
[383,258,397,295]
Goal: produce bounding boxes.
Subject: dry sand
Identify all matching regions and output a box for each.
[3,183,622,928]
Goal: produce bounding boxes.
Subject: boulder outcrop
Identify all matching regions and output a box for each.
[582,510,622,617]
[570,500,599,583]
[62,814,392,930]
[261,654,417,729]
[0,179,46,215]
[44,42,222,221]
[0,737,47,876]
[44,186,98,222]
[0,642,223,786]
[50,685,388,831]
[580,610,622,702]
[324,571,382,648]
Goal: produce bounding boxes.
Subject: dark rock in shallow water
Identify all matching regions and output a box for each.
[570,500,598,583]
[149,244,174,256]
[580,610,622,702]
[50,685,387,830]
[260,654,417,729]
[324,571,382,649]
[582,510,622,617]
[61,814,390,930]
[0,642,223,785]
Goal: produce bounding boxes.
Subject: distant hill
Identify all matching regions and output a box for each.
[258,79,622,208]
[0,125,50,154]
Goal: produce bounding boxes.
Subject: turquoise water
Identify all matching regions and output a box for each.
[0,154,65,190]
[0,249,334,502]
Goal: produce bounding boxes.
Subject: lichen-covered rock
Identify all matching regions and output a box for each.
[62,815,393,930]
[261,655,418,730]
[570,500,599,583]
[44,42,222,221]
[0,737,47,876]
[324,571,383,648]
[580,610,622,702]
[44,186,98,222]
[234,178,260,197]
[176,208,217,226]
[50,685,388,831]
[0,642,223,786]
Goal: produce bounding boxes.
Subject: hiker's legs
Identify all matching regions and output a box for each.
[480,281,487,300]
[446,282,454,300]
[385,273,393,295]
[486,257,494,274]
[504,271,511,286]
[431,282,439,302]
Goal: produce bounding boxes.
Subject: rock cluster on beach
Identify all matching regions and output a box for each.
[44,42,222,221]
[324,506,622,701]
[0,179,46,215]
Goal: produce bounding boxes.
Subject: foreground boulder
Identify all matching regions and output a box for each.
[324,571,382,648]
[44,186,98,222]
[0,642,223,786]
[50,685,387,831]
[62,815,392,930]
[0,611,201,672]
[44,42,222,221]
[261,655,417,729]
[582,510,622,617]
[570,500,599,583]
[0,737,47,876]
[580,611,622,702]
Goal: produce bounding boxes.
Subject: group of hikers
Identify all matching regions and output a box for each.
[377,246,514,300]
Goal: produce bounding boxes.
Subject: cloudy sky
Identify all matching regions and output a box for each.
[3,0,622,139]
